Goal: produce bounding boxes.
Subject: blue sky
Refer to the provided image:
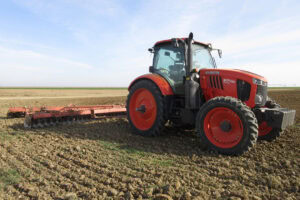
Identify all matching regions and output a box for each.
[0,0,299,87]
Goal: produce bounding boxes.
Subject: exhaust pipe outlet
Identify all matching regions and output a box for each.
[187,32,193,74]
[185,32,200,109]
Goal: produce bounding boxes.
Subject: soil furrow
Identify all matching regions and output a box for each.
[0,151,57,199]
[0,159,26,199]
[1,90,299,200]
[1,145,94,199]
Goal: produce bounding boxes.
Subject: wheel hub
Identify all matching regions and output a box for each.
[203,107,244,148]
[129,88,157,131]
[136,105,146,113]
[220,120,232,132]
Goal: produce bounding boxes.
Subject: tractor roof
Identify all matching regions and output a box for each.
[154,38,210,47]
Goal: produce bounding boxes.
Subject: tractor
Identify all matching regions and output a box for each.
[126,33,296,155]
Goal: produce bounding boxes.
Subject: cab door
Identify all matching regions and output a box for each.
[153,43,185,94]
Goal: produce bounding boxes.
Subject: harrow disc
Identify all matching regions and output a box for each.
[24,115,33,128]
[19,104,126,129]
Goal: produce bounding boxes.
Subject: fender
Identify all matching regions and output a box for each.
[128,74,174,95]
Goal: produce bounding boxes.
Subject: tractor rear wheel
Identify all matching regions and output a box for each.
[196,97,258,155]
[126,80,166,136]
[258,98,282,141]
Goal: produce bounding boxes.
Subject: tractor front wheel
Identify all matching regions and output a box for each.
[126,80,166,136]
[196,97,258,155]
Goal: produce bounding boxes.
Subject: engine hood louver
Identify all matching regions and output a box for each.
[209,75,223,90]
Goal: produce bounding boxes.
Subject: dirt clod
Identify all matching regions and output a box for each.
[108,188,118,196]
[183,191,192,200]
[124,191,134,200]
[75,145,81,151]
[154,194,173,200]
[174,180,181,189]
[162,185,175,196]
[64,192,77,200]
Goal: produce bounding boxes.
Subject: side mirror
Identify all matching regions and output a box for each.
[149,66,154,73]
[218,49,222,58]
[148,48,154,53]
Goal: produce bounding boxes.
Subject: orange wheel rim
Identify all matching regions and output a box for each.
[203,107,243,148]
[129,88,157,131]
[258,121,272,136]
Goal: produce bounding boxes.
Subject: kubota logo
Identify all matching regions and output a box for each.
[205,71,219,75]
[223,79,235,84]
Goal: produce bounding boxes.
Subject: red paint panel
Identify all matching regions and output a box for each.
[128,74,174,96]
[199,68,268,108]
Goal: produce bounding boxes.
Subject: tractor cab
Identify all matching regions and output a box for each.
[149,37,218,95]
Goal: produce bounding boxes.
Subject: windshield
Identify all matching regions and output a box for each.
[192,44,215,69]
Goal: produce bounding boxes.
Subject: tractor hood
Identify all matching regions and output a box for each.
[199,68,268,108]
[200,68,268,85]
[234,69,267,81]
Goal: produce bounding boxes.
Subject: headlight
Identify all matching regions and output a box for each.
[252,78,267,86]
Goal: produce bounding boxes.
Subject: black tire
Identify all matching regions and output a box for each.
[258,98,282,142]
[258,127,282,142]
[196,97,258,155]
[126,80,166,136]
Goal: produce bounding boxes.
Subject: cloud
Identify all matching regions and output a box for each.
[0,38,56,50]
[213,17,300,55]
[12,0,123,18]
[2,0,300,86]
[0,46,93,70]
[210,16,300,86]
[237,61,300,86]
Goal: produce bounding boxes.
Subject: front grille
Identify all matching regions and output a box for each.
[237,80,251,102]
[256,85,267,106]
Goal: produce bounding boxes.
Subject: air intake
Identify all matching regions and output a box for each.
[209,75,223,90]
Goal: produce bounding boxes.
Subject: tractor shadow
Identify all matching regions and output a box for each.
[9,118,216,157]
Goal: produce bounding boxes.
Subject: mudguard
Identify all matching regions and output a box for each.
[128,74,174,96]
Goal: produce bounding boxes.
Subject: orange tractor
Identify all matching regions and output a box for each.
[126,33,295,155]
[8,33,295,155]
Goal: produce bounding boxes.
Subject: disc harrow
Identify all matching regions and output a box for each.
[8,105,126,128]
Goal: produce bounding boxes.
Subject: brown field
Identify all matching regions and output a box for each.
[0,89,128,100]
[0,89,299,200]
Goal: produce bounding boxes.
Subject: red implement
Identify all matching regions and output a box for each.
[7,105,126,128]
[7,107,49,118]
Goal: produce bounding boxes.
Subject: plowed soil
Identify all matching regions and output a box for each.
[0,89,299,200]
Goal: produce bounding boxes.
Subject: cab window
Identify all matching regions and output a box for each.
[153,43,185,94]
